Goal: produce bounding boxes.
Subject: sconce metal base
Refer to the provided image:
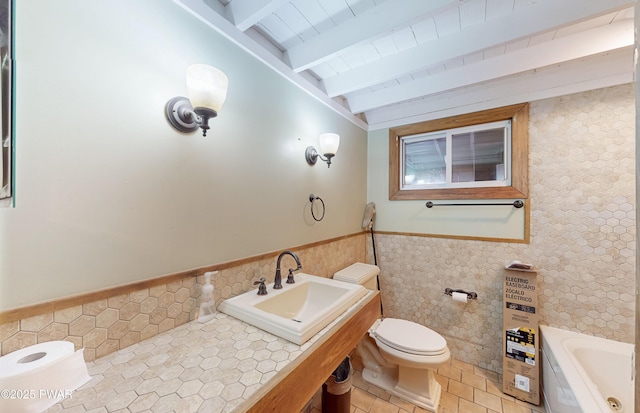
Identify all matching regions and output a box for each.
[305,146,319,165]
[192,107,217,137]
[305,146,334,168]
[165,96,199,134]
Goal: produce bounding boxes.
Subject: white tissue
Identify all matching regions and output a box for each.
[0,341,90,413]
[452,291,468,303]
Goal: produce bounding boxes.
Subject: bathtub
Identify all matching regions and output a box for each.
[540,325,634,413]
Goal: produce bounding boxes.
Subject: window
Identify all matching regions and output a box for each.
[402,120,511,190]
[389,104,528,200]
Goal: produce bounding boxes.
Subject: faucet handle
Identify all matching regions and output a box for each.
[286,269,295,284]
[254,277,267,295]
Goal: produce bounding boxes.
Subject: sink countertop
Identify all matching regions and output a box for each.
[46,291,375,413]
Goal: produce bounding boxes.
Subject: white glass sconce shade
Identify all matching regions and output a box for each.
[165,64,229,137]
[186,64,228,113]
[318,133,340,157]
[305,133,340,168]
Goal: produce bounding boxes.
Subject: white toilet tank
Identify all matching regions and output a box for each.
[333,262,380,291]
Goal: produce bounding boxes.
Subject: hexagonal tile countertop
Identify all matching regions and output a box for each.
[45,291,374,413]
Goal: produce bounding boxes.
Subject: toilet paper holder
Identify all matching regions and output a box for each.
[444,288,478,300]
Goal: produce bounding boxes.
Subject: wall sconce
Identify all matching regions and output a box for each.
[305,133,340,168]
[165,64,229,137]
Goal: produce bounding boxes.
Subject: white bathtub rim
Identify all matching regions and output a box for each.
[540,325,634,413]
[541,325,603,412]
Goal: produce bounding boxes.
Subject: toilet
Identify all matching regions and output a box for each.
[334,263,451,412]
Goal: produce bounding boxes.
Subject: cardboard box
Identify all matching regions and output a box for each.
[503,267,540,405]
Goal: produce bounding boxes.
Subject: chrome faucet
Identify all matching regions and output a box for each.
[274,250,302,289]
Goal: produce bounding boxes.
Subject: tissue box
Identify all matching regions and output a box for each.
[502,267,540,405]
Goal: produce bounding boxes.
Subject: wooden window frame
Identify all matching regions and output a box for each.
[389,103,529,200]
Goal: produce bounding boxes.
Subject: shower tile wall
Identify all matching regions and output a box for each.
[0,235,365,361]
[370,84,635,373]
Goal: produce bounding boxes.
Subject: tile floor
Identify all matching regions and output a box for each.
[307,357,547,413]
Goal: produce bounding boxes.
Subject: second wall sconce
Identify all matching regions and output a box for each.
[165,64,229,137]
[305,133,340,168]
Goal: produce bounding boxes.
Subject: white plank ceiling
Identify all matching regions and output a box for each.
[175,0,635,130]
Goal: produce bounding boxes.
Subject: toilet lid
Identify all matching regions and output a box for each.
[371,318,447,356]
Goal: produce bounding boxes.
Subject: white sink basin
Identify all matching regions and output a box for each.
[218,273,367,345]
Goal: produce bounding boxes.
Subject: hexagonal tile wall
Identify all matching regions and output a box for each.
[0,234,365,362]
[369,84,635,373]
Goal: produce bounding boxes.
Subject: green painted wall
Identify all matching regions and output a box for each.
[0,0,367,311]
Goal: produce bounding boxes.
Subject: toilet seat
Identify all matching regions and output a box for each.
[370,318,447,356]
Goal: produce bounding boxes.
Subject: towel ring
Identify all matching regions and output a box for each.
[309,194,325,222]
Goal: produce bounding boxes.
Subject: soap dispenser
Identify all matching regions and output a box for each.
[197,271,217,323]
